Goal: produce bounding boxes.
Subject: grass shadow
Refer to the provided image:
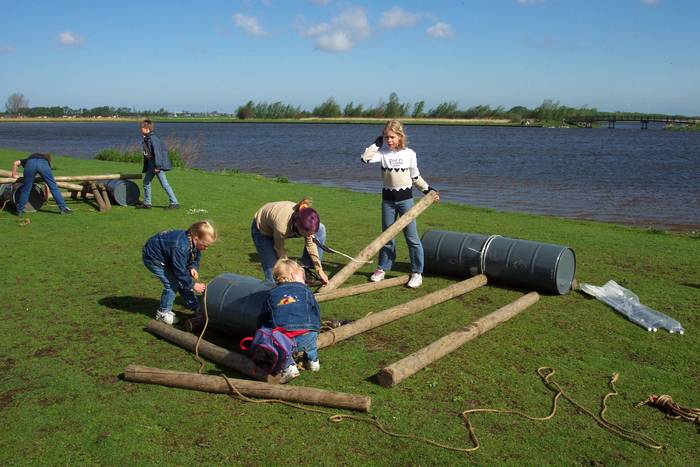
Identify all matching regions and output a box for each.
[682,283,700,289]
[99,295,161,318]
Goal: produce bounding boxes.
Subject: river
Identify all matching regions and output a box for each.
[0,121,697,230]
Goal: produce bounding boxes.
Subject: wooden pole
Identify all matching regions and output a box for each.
[98,185,112,209]
[318,190,439,293]
[376,292,540,388]
[314,275,410,303]
[146,320,279,384]
[317,274,487,349]
[90,182,108,211]
[123,365,371,412]
[56,181,84,191]
[0,173,141,183]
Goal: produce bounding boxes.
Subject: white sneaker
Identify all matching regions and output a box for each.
[155,309,179,325]
[279,364,300,383]
[407,273,423,289]
[370,268,385,282]
[304,360,321,372]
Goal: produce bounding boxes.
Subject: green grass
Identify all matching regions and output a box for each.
[1,148,698,465]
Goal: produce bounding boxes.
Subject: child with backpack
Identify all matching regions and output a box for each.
[259,258,321,383]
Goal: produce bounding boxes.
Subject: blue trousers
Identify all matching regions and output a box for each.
[378,198,424,273]
[251,220,327,282]
[143,159,178,205]
[143,257,198,313]
[293,331,319,362]
[16,158,66,214]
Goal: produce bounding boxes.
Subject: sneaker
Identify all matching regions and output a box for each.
[155,309,179,325]
[165,203,180,210]
[407,273,423,289]
[279,364,300,383]
[60,207,73,215]
[304,360,320,372]
[370,268,385,282]
[135,202,152,209]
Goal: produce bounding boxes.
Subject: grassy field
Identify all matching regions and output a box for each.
[1,148,697,465]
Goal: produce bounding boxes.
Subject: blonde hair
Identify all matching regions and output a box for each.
[294,197,313,211]
[383,119,407,150]
[188,220,218,244]
[272,258,303,283]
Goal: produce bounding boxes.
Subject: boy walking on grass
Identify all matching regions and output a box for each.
[136,119,179,209]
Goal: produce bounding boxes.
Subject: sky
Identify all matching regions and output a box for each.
[1,0,698,115]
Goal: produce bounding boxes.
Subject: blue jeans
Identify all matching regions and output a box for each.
[143,159,178,205]
[378,198,424,273]
[16,158,66,214]
[251,220,327,282]
[143,257,198,312]
[293,331,319,362]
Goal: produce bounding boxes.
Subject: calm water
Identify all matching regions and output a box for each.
[1,122,698,230]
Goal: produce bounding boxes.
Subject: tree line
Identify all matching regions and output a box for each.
[4,92,694,122]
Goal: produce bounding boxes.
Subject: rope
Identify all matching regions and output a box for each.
[636,394,700,425]
[313,238,371,264]
[194,287,209,375]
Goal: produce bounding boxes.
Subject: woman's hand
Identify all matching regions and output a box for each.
[193,282,206,294]
[189,268,199,280]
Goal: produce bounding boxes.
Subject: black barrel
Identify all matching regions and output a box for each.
[101,179,140,206]
[202,273,274,338]
[421,230,488,278]
[0,183,45,212]
[422,230,576,295]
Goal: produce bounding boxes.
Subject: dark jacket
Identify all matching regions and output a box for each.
[142,134,173,173]
[142,230,200,290]
[261,282,321,332]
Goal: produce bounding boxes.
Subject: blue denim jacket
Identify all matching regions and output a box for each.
[142,134,173,172]
[142,229,200,290]
[261,282,321,332]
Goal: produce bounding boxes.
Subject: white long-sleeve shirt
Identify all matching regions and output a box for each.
[361,144,430,201]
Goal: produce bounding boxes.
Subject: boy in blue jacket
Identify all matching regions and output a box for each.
[260,258,321,382]
[136,119,179,209]
[142,221,217,324]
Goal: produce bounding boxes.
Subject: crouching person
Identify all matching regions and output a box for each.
[261,258,321,383]
[142,221,217,325]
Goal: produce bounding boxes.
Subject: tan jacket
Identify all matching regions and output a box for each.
[254,201,322,270]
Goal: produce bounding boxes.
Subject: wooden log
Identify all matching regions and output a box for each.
[0,173,142,183]
[376,292,540,388]
[56,181,84,191]
[314,275,410,303]
[0,177,17,184]
[123,365,371,412]
[146,320,279,384]
[317,274,487,349]
[318,190,439,293]
[90,182,108,211]
[99,185,112,209]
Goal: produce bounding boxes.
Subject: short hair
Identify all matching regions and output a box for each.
[141,119,154,130]
[383,119,407,150]
[188,220,218,244]
[272,258,303,283]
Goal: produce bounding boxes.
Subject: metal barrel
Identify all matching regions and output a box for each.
[101,179,140,206]
[0,183,45,212]
[422,230,576,295]
[421,230,489,278]
[202,273,275,338]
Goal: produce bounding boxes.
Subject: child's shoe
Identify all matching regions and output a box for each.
[304,360,320,372]
[155,309,179,325]
[279,364,300,383]
[407,273,423,289]
[370,268,385,282]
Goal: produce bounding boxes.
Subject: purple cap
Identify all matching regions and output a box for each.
[296,208,320,234]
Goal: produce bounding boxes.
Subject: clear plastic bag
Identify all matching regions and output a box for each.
[580,280,684,334]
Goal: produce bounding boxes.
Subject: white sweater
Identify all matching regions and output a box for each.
[361,144,431,201]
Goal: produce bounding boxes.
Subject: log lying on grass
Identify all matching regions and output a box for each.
[376,292,540,387]
[318,190,439,292]
[146,320,279,383]
[124,365,371,412]
[314,275,410,303]
[56,181,84,191]
[0,171,141,183]
[317,274,487,349]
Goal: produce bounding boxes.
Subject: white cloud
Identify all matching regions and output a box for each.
[426,22,454,39]
[58,31,85,46]
[301,7,370,53]
[233,13,266,36]
[379,6,420,29]
[516,0,546,4]
[640,0,659,5]
[0,45,15,54]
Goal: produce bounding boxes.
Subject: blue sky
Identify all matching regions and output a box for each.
[1,0,698,115]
